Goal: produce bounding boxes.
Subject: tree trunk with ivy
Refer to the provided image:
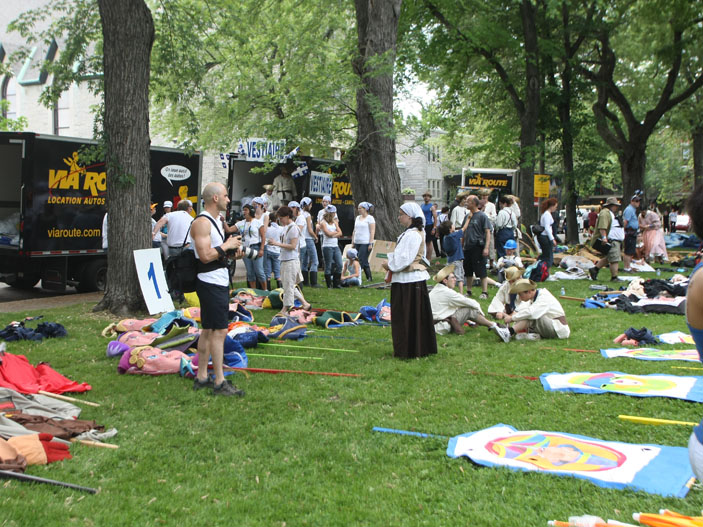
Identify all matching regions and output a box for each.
[94,0,154,315]
[347,0,403,241]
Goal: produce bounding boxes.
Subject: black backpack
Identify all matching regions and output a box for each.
[165,214,223,295]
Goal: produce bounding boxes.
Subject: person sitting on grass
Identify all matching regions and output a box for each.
[437,220,466,294]
[341,248,362,287]
[495,239,523,282]
[487,266,523,320]
[428,264,511,342]
[501,279,570,340]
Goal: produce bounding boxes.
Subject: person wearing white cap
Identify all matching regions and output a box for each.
[381,202,437,358]
[163,200,173,212]
[320,204,343,288]
[260,184,274,202]
[341,248,361,287]
[300,197,320,287]
[352,201,375,281]
[232,203,267,290]
[152,199,194,258]
[428,264,511,341]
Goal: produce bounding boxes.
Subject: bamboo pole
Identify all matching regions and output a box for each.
[70,439,119,449]
[38,390,100,407]
[259,343,358,353]
[229,367,361,378]
[618,414,697,427]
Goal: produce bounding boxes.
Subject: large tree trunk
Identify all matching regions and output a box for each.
[558,47,579,244]
[347,0,403,241]
[619,143,646,206]
[94,0,154,315]
[517,0,539,227]
[693,126,703,187]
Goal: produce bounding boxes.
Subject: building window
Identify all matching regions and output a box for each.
[53,89,71,135]
[1,76,17,120]
[428,179,442,199]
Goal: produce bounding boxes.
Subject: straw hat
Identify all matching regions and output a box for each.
[509,279,537,294]
[263,184,274,191]
[422,190,432,197]
[433,264,456,283]
[504,266,522,282]
[604,197,620,208]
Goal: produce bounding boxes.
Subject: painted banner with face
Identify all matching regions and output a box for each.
[447,424,693,497]
[540,371,703,402]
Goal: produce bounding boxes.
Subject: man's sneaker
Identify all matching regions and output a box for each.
[193,377,214,391]
[491,325,511,343]
[212,379,245,397]
[515,332,541,341]
[588,267,599,280]
[623,268,632,273]
[479,292,489,300]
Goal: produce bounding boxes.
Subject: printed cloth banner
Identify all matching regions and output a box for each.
[600,347,700,362]
[657,331,694,345]
[447,424,694,497]
[540,371,703,402]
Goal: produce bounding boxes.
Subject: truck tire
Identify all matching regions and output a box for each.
[77,259,107,292]
[9,275,40,290]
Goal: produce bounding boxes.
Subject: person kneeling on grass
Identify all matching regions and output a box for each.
[267,206,311,315]
[429,264,511,342]
[487,266,523,320]
[437,220,466,294]
[341,248,362,287]
[501,279,570,340]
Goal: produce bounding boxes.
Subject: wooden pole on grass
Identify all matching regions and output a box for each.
[38,390,100,407]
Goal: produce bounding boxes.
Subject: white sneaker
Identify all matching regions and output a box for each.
[515,332,541,341]
[491,325,511,343]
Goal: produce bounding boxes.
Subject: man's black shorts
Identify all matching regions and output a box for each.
[195,279,229,330]
[624,231,637,256]
[463,244,487,279]
[424,224,436,242]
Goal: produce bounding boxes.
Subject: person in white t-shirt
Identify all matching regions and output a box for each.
[152,199,194,258]
[352,201,376,281]
[319,205,343,288]
[268,206,311,314]
[300,197,320,287]
[263,207,282,289]
[233,204,267,289]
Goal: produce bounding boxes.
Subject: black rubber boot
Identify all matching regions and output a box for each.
[325,274,333,288]
[333,273,342,289]
[302,271,310,286]
[276,279,282,289]
[310,271,321,288]
[364,267,372,281]
[266,280,271,291]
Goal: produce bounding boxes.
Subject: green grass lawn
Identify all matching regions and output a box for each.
[2,265,702,527]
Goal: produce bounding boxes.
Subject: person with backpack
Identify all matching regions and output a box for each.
[500,279,570,340]
[461,195,492,299]
[589,197,624,282]
[190,182,244,396]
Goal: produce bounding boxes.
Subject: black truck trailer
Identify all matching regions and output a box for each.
[0,132,201,291]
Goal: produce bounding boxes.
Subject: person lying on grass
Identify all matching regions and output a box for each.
[428,264,511,342]
[501,279,570,340]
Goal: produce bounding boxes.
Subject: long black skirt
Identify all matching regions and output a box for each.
[391,280,438,359]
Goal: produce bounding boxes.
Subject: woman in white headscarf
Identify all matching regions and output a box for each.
[352,201,376,281]
[382,202,437,359]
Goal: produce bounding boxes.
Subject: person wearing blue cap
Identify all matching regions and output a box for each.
[341,248,361,286]
[495,239,523,282]
[352,201,375,281]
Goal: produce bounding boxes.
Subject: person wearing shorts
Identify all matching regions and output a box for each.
[190,182,244,396]
[461,195,491,299]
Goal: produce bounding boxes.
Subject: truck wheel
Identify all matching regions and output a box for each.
[10,275,40,290]
[77,260,107,292]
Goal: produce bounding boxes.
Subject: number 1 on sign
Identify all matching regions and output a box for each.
[147,261,161,299]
